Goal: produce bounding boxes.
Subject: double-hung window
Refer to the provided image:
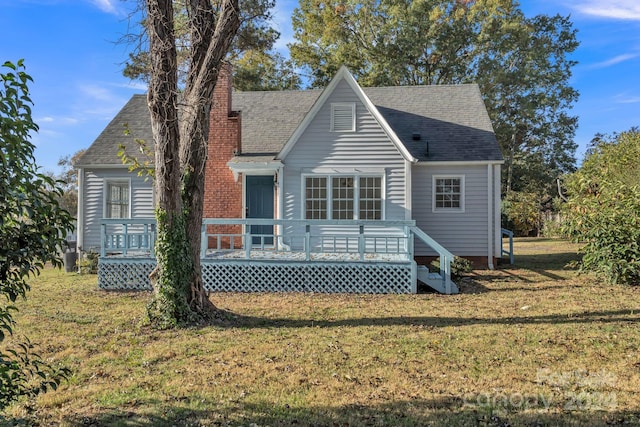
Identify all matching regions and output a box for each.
[359,177,382,220]
[433,175,464,212]
[105,181,130,218]
[331,177,354,219]
[305,177,327,219]
[304,175,382,220]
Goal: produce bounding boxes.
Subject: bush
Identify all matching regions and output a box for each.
[502,191,542,236]
[0,60,72,410]
[562,129,640,285]
[78,251,99,275]
[431,256,474,280]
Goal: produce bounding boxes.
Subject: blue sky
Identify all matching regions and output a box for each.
[2,0,639,173]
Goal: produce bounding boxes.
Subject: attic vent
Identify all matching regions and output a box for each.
[412,132,421,140]
[331,103,356,132]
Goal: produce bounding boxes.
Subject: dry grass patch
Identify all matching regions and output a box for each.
[3,238,640,426]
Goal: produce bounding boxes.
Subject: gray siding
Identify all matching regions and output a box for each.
[80,168,154,251]
[281,78,407,244]
[412,164,489,256]
[282,79,407,218]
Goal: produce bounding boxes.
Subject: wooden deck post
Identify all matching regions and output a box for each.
[305,224,311,261]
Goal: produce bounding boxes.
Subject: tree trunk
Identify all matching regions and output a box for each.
[180,0,240,316]
[145,0,240,326]
[506,132,516,193]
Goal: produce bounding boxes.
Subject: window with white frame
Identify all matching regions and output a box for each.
[359,176,382,220]
[332,177,354,219]
[433,175,464,212]
[305,177,327,219]
[105,181,130,218]
[304,175,383,220]
[330,103,356,132]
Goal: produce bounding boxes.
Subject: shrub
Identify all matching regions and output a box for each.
[78,251,99,275]
[561,129,640,285]
[0,60,72,410]
[431,256,474,280]
[502,191,542,236]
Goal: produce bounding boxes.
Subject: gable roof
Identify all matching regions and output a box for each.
[77,72,502,167]
[276,66,416,162]
[76,94,152,167]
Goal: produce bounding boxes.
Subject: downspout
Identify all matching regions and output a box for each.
[277,165,284,244]
[404,159,412,220]
[277,165,284,221]
[487,164,495,270]
[77,167,84,251]
[494,164,501,261]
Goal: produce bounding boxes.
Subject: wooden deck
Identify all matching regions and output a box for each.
[97,218,457,294]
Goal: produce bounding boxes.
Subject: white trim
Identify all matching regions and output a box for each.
[227,159,282,182]
[494,164,502,257]
[277,166,284,221]
[330,102,356,132]
[301,167,384,175]
[415,160,504,166]
[405,160,412,220]
[74,163,136,169]
[103,178,132,219]
[77,167,85,250]
[276,165,284,241]
[301,173,386,220]
[277,66,417,163]
[487,164,494,270]
[432,175,465,213]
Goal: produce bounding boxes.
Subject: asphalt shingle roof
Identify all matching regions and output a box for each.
[365,85,502,162]
[76,94,152,166]
[76,83,502,166]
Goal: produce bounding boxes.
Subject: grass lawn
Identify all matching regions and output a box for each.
[3,238,640,426]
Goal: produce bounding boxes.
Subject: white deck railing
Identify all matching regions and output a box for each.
[100,218,156,257]
[201,218,414,261]
[98,218,455,291]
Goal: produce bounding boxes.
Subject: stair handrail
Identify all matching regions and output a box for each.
[409,226,455,294]
[501,228,514,265]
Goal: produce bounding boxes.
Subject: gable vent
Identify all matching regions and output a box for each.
[331,103,356,132]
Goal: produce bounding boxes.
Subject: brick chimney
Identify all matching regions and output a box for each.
[203,64,243,247]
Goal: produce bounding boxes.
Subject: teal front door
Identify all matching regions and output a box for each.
[246,175,274,245]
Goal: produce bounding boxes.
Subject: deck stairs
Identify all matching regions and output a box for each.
[416,266,459,294]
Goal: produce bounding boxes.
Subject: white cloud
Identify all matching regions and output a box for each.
[35,116,79,126]
[574,0,640,20]
[113,81,148,91]
[591,53,639,68]
[89,0,118,15]
[614,93,640,104]
[271,0,297,52]
[78,83,119,103]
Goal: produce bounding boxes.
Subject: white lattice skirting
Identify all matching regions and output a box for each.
[98,258,416,293]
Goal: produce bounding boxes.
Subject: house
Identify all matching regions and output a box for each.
[75,66,504,294]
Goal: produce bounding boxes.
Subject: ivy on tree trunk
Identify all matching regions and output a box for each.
[145,0,240,327]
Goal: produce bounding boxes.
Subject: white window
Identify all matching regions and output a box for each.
[433,175,464,212]
[105,181,130,218]
[359,177,382,220]
[332,177,354,219]
[305,177,327,219]
[304,175,383,220]
[331,103,356,132]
